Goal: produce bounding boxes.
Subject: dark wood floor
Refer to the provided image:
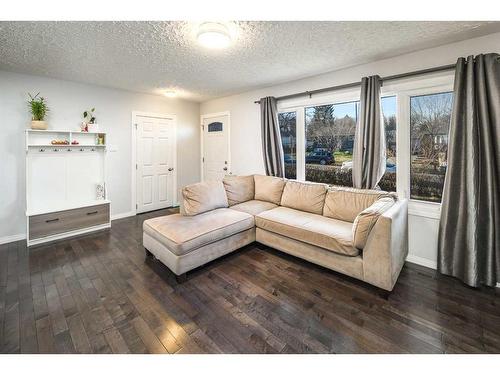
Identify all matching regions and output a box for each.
[1,208,499,354]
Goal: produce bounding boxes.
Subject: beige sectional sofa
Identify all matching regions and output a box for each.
[143,175,408,291]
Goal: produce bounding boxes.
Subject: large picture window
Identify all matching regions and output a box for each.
[410,92,452,202]
[278,111,297,179]
[277,77,452,210]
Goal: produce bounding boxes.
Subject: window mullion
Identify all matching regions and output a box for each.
[296,108,306,181]
[397,93,410,199]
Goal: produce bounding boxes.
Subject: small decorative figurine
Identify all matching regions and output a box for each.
[96,184,105,200]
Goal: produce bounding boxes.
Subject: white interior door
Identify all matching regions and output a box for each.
[202,113,230,181]
[136,116,176,213]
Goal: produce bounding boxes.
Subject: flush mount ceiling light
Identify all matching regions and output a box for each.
[197,22,232,49]
[163,90,177,98]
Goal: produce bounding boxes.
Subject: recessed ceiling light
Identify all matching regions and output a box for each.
[197,22,232,49]
[163,90,177,98]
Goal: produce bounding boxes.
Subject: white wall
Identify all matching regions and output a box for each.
[200,31,500,269]
[0,70,200,242]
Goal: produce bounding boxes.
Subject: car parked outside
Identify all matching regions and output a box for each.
[305,150,334,165]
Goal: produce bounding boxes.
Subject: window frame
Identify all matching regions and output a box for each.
[384,73,453,218]
[207,121,223,132]
[276,71,454,219]
[278,87,361,185]
[278,109,301,180]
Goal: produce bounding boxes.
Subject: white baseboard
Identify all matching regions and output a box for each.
[406,255,500,288]
[0,233,26,245]
[406,254,437,270]
[111,211,136,221]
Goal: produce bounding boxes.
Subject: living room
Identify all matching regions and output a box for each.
[1,0,499,373]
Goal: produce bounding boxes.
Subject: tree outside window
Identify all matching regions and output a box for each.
[410,92,453,202]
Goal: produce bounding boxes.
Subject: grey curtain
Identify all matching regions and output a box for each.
[260,96,285,177]
[352,75,386,189]
[438,53,500,287]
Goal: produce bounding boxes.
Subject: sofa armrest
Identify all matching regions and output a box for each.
[352,197,396,250]
[362,199,408,291]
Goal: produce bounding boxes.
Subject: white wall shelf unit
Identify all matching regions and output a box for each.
[25,129,106,150]
[25,129,110,246]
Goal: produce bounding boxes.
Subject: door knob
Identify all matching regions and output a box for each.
[168,167,174,171]
[223,167,228,171]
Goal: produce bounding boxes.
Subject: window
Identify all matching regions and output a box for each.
[278,111,297,179]
[379,96,397,192]
[410,92,453,202]
[301,98,396,188]
[207,122,223,132]
[276,76,452,210]
[304,101,358,186]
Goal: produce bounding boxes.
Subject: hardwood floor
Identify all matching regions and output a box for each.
[1,208,499,354]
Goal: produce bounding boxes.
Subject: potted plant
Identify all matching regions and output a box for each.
[28,92,49,130]
[82,108,98,132]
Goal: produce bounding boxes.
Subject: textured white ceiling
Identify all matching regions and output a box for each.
[1,21,500,101]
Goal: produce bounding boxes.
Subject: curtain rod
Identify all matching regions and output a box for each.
[253,63,456,104]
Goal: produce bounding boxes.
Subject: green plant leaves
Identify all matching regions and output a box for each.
[28,92,48,121]
[83,108,96,122]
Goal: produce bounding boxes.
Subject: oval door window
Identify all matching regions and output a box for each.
[208,122,223,132]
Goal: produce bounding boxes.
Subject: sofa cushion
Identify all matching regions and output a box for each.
[230,199,277,216]
[256,207,358,256]
[280,180,327,215]
[254,175,286,205]
[222,175,255,206]
[323,186,394,222]
[181,180,228,216]
[353,197,395,250]
[143,208,254,256]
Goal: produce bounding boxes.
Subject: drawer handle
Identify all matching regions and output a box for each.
[45,218,59,223]
[86,211,99,215]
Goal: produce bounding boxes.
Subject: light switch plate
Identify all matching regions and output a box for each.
[108,144,118,152]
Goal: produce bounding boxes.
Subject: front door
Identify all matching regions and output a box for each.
[202,113,230,181]
[136,115,176,213]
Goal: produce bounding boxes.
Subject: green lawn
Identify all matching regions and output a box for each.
[333,151,352,165]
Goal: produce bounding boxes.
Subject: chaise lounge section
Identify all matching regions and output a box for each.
[143,175,408,291]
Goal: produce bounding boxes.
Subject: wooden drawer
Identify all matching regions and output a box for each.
[29,203,110,240]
